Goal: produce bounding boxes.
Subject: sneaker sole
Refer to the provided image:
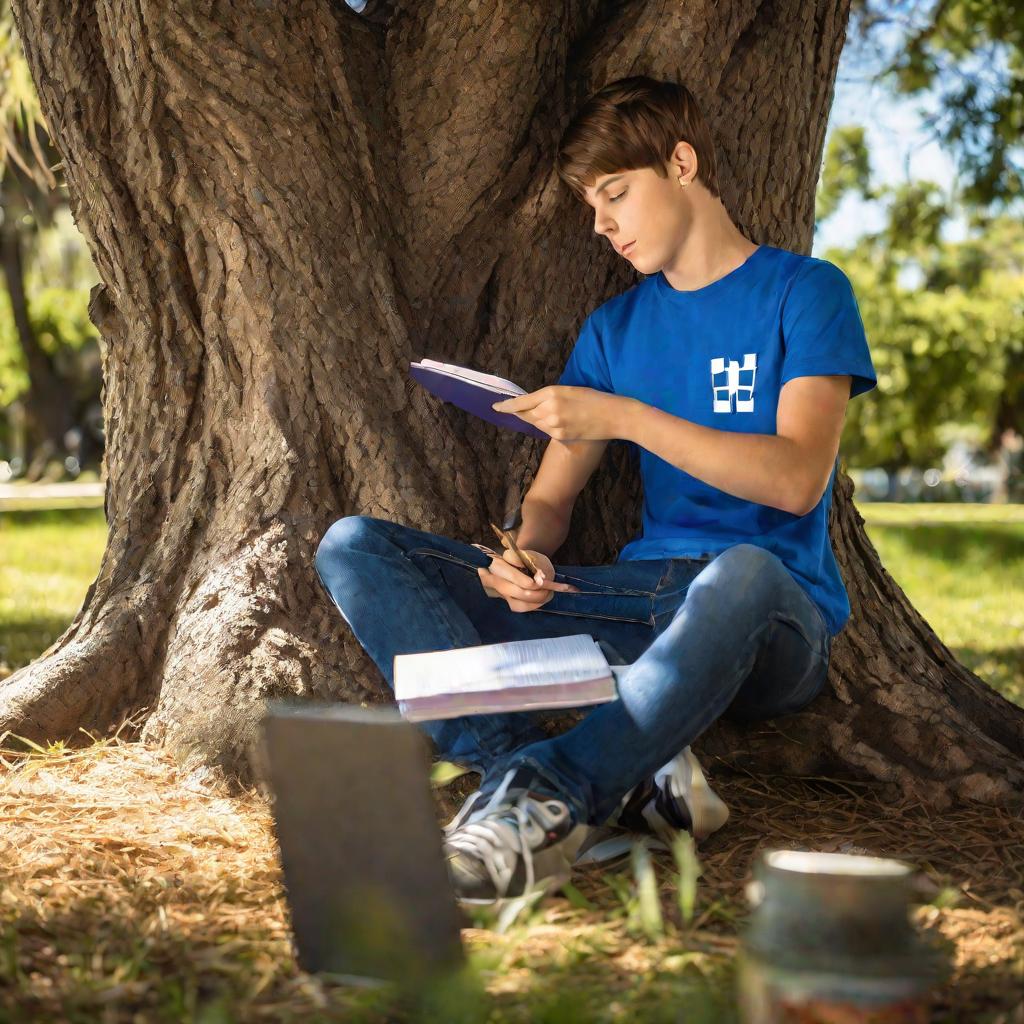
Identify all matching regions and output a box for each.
[454,870,570,917]
[574,827,683,866]
[575,831,641,865]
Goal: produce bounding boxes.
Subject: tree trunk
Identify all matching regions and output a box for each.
[2,0,1021,808]
[0,210,74,479]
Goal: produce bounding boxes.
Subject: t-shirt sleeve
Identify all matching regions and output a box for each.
[555,310,635,457]
[556,312,615,393]
[780,260,877,399]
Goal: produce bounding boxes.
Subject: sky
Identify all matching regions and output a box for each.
[811,38,963,257]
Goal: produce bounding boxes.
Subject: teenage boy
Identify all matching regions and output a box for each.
[314,75,876,912]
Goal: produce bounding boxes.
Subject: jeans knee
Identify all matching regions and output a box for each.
[314,515,378,579]
[686,543,784,613]
[713,543,779,575]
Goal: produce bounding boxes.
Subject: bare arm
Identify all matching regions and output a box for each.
[476,437,608,610]
[512,438,609,556]
[624,376,852,516]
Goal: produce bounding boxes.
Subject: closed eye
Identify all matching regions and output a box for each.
[610,191,626,203]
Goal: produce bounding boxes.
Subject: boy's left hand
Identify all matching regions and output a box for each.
[491,386,631,442]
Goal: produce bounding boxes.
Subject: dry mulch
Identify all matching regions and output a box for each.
[0,726,1021,1023]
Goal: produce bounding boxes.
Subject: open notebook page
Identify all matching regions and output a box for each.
[394,634,610,701]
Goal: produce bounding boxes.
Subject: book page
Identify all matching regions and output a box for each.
[399,685,616,721]
[414,359,528,395]
[394,634,609,700]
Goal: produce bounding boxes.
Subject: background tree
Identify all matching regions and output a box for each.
[815,124,1023,471]
[850,0,1023,206]
[0,5,87,479]
[0,0,1020,810]
[847,0,1024,455]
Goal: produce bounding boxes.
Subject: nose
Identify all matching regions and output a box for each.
[593,210,615,238]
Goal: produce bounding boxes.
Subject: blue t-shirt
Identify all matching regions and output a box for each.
[555,244,877,637]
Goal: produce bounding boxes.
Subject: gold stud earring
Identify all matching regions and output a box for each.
[678,176,690,188]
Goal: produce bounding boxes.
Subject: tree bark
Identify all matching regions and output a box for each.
[1,0,1020,808]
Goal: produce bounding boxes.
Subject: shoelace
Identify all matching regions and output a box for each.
[445,800,542,897]
[444,767,568,897]
[444,766,520,836]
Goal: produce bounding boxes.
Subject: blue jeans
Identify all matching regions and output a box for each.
[314,516,831,826]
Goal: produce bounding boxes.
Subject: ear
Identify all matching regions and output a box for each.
[670,140,699,184]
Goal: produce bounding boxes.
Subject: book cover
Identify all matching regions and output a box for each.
[409,358,550,440]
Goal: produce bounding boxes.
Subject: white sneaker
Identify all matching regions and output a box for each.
[575,747,728,865]
[442,767,589,909]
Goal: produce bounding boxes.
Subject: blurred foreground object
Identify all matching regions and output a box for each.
[259,702,464,986]
[737,850,945,1023]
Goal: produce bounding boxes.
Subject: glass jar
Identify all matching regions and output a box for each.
[737,850,944,1023]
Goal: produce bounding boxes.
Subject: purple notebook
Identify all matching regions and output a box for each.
[409,359,550,440]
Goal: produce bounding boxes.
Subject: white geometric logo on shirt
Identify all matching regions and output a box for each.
[710,353,757,413]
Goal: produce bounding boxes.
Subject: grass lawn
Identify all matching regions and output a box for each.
[0,503,1022,1022]
[855,502,1024,707]
[0,509,109,676]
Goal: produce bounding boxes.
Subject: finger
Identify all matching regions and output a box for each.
[540,579,581,592]
[479,566,540,600]
[491,398,523,413]
[487,559,541,590]
[508,590,555,613]
[501,554,578,593]
[487,569,575,599]
[478,567,544,601]
[491,390,545,414]
[506,586,553,607]
[529,562,579,592]
[503,589,552,610]
[504,552,542,580]
[527,569,579,592]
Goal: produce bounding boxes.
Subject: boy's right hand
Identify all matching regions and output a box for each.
[474,546,581,613]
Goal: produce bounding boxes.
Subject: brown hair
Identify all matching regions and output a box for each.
[556,75,721,202]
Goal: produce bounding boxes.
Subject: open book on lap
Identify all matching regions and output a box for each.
[394,633,628,722]
[409,358,550,440]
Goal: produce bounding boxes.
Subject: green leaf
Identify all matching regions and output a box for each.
[430,760,474,787]
[561,881,596,911]
[630,838,664,941]
[671,832,702,925]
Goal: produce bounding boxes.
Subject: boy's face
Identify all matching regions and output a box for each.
[582,149,695,272]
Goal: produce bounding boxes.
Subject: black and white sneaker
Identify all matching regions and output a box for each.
[575,747,729,865]
[442,767,589,909]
